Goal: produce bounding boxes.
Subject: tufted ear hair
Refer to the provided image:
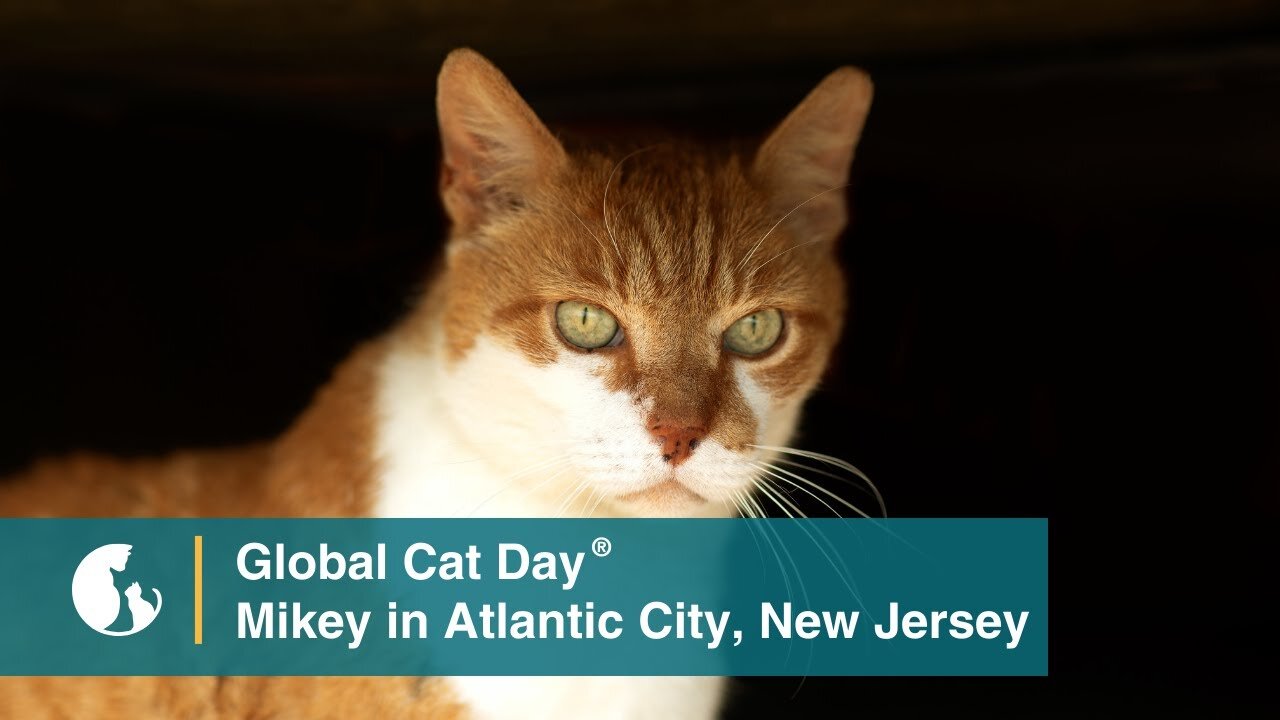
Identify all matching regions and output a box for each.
[753,67,873,243]
[435,48,568,231]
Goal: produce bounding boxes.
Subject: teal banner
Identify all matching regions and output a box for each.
[0,519,1047,676]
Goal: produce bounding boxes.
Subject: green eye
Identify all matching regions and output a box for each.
[723,309,784,356]
[555,301,621,350]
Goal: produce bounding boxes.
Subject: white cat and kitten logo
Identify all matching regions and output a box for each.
[71,543,163,636]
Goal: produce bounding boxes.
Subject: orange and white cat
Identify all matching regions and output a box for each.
[0,48,871,719]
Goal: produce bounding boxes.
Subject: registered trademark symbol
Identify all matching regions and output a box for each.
[591,537,612,557]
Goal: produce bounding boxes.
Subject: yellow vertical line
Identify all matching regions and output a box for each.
[194,535,203,645]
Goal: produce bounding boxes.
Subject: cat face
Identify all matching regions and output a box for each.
[125,582,141,598]
[105,544,132,572]
[427,50,871,516]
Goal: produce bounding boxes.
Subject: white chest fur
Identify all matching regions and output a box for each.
[372,335,610,518]
[450,676,726,720]
[371,338,728,718]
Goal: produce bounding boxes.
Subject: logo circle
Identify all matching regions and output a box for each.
[71,543,163,636]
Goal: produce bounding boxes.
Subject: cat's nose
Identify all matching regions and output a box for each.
[648,422,708,467]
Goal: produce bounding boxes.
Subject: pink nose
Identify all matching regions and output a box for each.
[648,422,708,467]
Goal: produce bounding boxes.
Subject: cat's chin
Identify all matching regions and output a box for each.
[612,480,726,518]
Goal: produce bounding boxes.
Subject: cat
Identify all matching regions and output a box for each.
[123,582,162,633]
[0,48,872,719]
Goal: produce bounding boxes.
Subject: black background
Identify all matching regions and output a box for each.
[1,1,1276,715]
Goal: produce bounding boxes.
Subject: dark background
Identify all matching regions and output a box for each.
[1,1,1276,715]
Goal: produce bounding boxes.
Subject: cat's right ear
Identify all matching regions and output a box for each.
[752,67,873,244]
[436,48,568,231]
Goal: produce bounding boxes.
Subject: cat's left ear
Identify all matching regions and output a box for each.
[753,67,873,243]
[436,48,568,231]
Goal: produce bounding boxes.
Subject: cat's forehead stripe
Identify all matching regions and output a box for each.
[542,149,823,309]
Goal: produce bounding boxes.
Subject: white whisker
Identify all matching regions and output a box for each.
[749,238,824,276]
[554,196,611,260]
[756,476,805,519]
[602,146,657,262]
[754,463,870,616]
[749,444,886,517]
[731,489,770,583]
[461,456,571,517]
[754,461,873,520]
[770,457,877,498]
[751,480,813,673]
[585,487,609,518]
[554,479,593,519]
[735,183,850,274]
